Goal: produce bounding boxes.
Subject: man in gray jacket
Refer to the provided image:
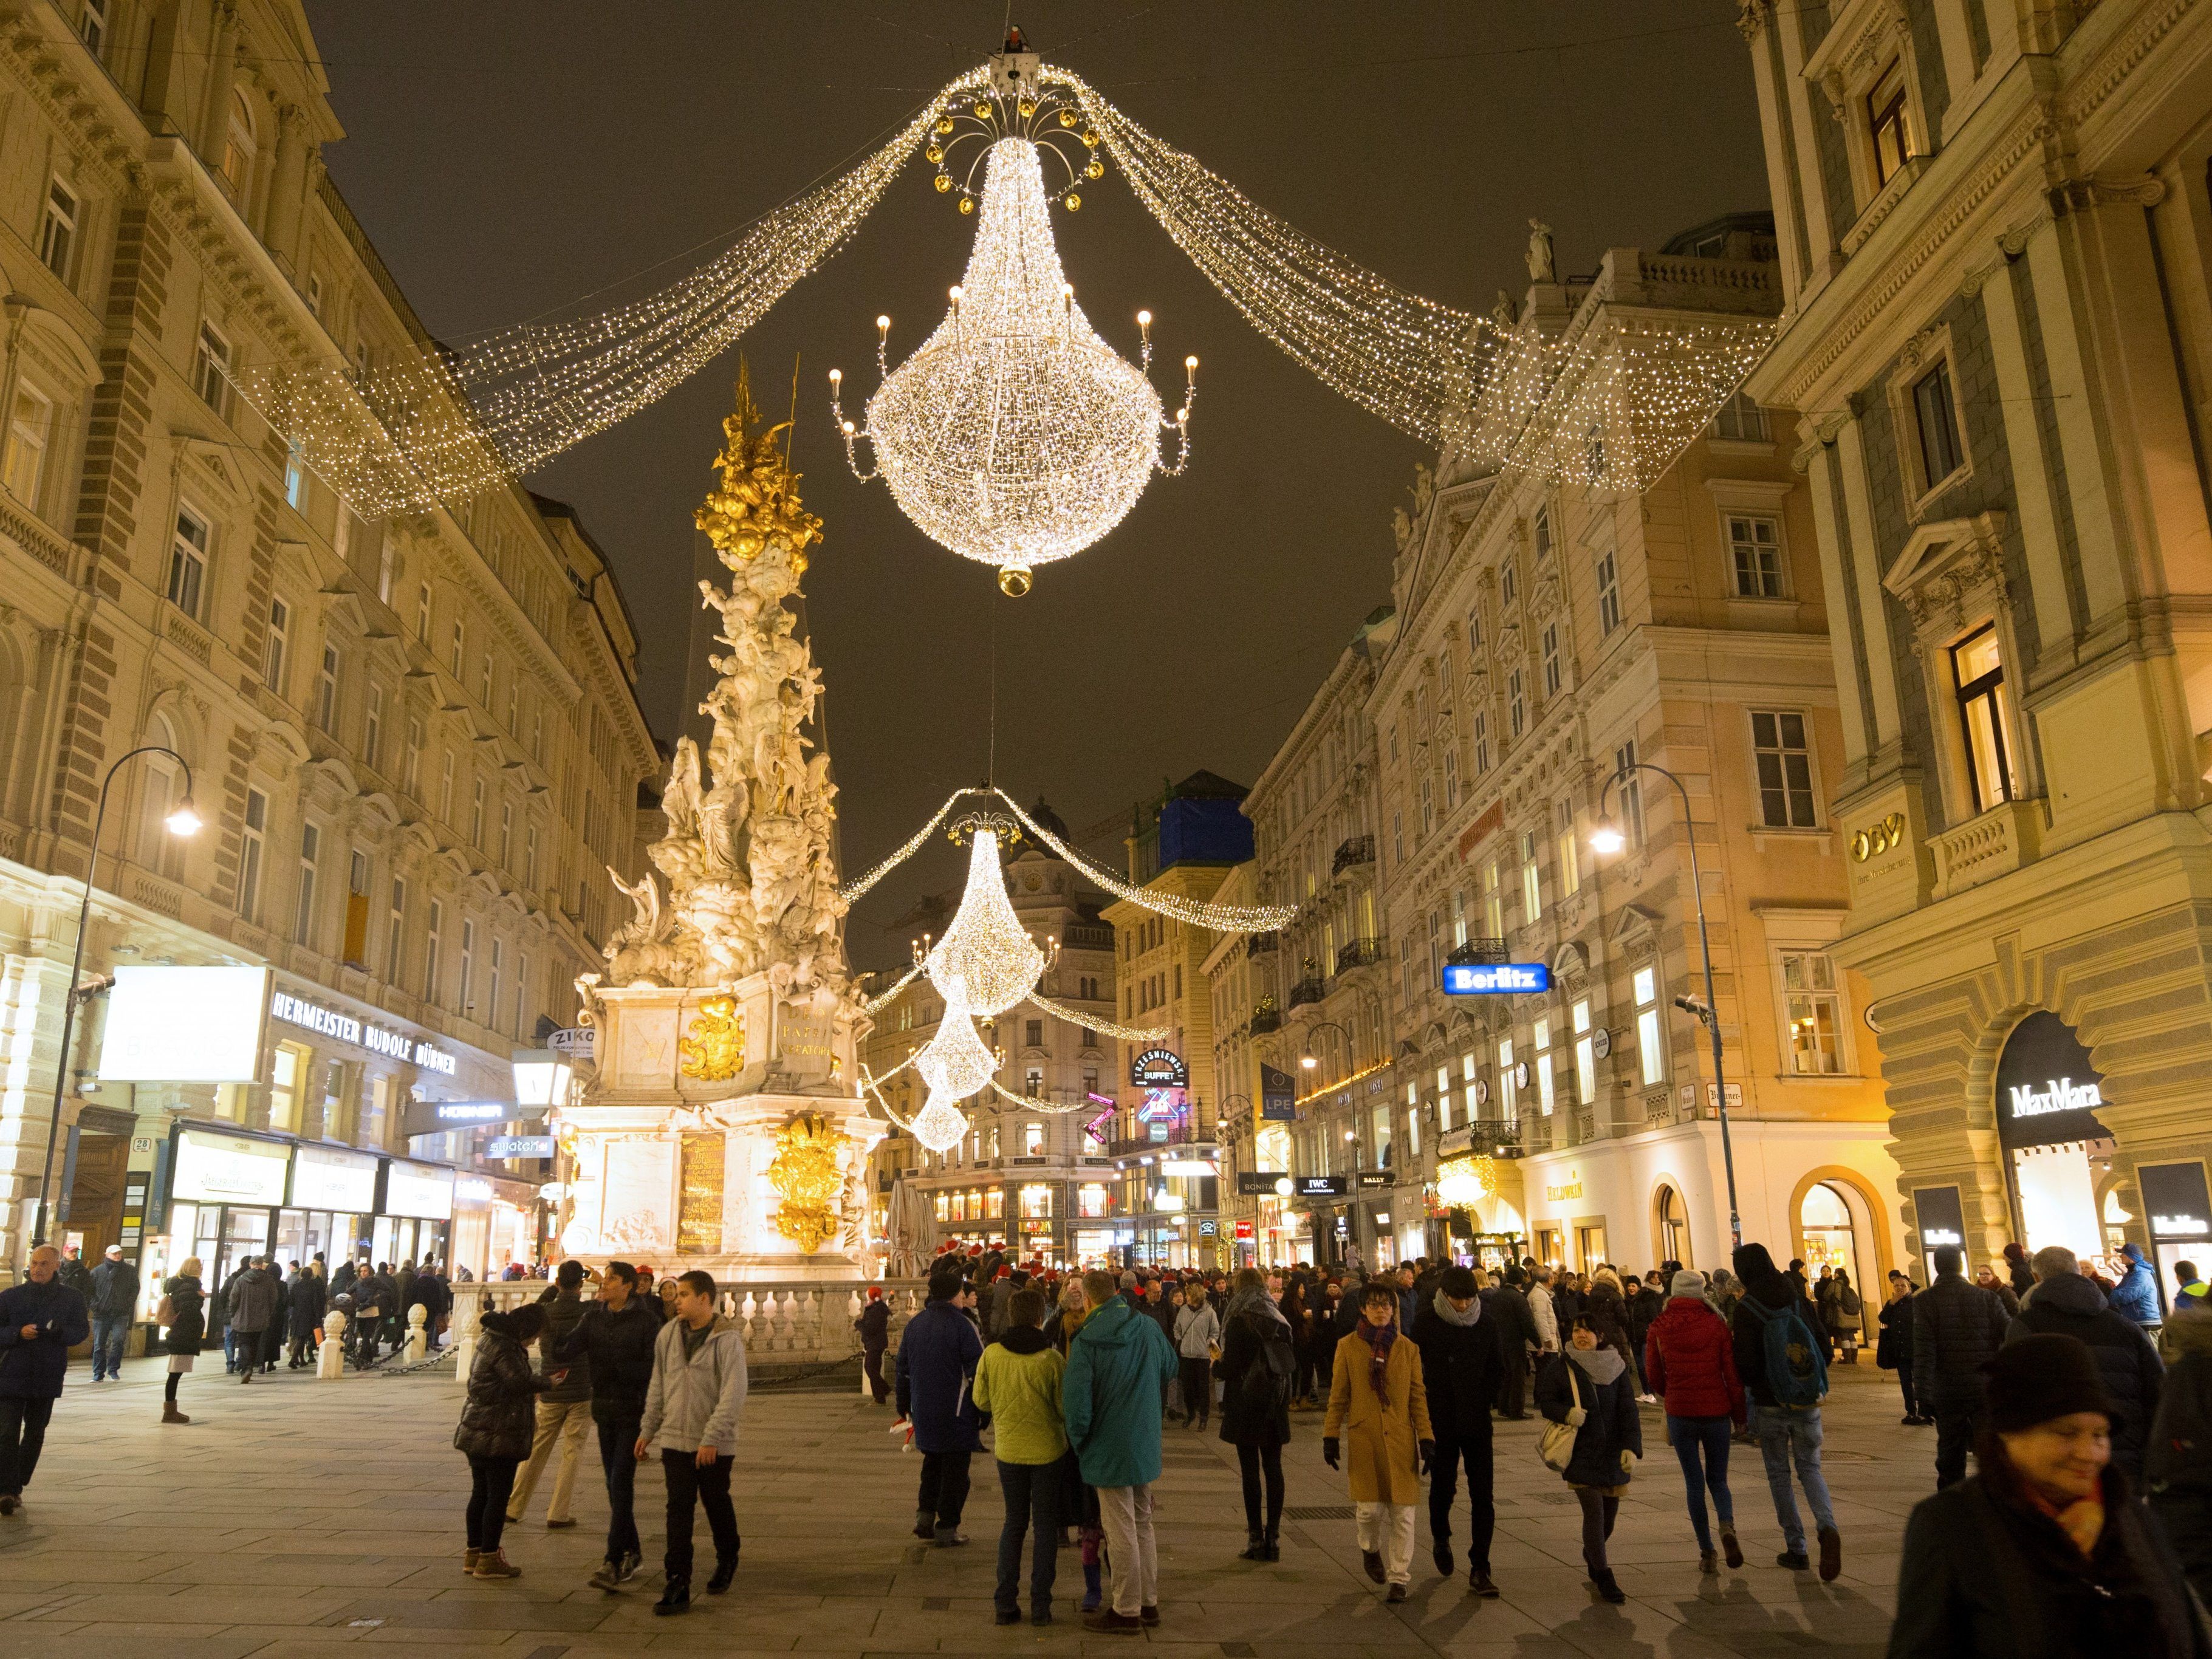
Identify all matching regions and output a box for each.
[635,1270,746,1616]
[225,1259,280,1386]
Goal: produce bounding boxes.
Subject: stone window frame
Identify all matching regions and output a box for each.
[1708,477,1800,603]
[1804,0,1936,247]
[1755,905,1862,1081]
[1886,323,1975,517]
[1879,511,2039,823]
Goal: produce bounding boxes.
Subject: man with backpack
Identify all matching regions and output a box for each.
[1730,1243,1840,1581]
[1912,1243,2010,1490]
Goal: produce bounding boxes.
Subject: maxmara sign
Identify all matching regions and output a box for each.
[270,990,459,1076]
[2007,1076,2103,1119]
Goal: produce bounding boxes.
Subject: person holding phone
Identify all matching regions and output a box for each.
[0,1245,90,1515]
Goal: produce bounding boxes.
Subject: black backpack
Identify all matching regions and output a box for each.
[1239,1317,1297,1417]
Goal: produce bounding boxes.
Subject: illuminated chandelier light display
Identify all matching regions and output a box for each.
[227,53,1769,526]
[908,1086,974,1157]
[833,132,1193,596]
[920,816,1056,1016]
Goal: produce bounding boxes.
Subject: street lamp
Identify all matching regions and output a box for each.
[1588,761,1742,1250]
[33,745,199,1247]
[509,1048,574,1110]
[1296,1018,1355,1073]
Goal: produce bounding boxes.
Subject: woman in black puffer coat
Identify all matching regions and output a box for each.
[453,1305,550,1579]
[159,1260,207,1425]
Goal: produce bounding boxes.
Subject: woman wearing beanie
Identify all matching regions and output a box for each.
[1643,1269,1746,1574]
[453,1302,555,1579]
[1888,1332,2209,1658]
[1536,1314,1643,1604]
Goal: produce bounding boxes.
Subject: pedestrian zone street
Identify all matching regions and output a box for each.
[0,1357,1922,1658]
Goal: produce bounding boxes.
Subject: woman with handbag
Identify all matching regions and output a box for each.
[1537,1314,1643,1603]
[157,1257,205,1425]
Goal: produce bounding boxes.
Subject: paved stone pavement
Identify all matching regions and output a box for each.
[0,1350,1925,1657]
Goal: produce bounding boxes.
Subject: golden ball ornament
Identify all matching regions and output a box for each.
[1064,192,1081,210]
[936,117,954,134]
[974,100,992,118]
[934,172,952,193]
[1085,158,1104,179]
[925,144,943,163]
[959,194,975,214]
[1081,129,1100,148]
[998,565,1033,597]
[1058,108,1077,128]
[1018,98,1036,117]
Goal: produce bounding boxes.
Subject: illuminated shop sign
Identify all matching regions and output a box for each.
[1442,962,1550,995]
[271,990,459,1075]
[2142,1162,2212,1243]
[1129,1048,1188,1089]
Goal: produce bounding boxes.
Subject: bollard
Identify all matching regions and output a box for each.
[404,1305,428,1363]
[317,1308,348,1379]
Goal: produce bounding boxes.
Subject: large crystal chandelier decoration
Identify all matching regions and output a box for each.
[833,94,1196,596]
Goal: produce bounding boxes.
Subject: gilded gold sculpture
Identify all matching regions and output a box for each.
[694,359,823,572]
[677,993,747,1081]
[767,1111,849,1253]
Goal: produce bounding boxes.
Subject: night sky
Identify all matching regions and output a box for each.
[300,2,1769,967]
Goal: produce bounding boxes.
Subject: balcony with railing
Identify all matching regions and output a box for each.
[1248,1004,1283,1035]
[1459,1116,1525,1158]
[1247,932,1279,956]
[1446,937,1510,967]
[1286,976,1327,1011]
[1335,936,1384,974]
[1331,835,1377,880]
[1063,922,1117,953]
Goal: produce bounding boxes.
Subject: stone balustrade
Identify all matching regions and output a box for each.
[445,1278,933,1383]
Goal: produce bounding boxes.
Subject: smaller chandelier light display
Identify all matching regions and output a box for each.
[921,818,1056,1016]
[833,131,1194,595]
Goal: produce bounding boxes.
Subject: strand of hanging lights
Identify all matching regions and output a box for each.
[993,788,1298,932]
[228,53,1770,525]
[1022,990,1163,1045]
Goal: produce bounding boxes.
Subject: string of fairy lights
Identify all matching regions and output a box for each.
[227,58,1770,523]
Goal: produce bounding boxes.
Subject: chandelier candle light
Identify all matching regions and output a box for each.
[834,135,1194,595]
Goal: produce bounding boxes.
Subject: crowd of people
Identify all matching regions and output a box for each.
[8,1228,2212,1650]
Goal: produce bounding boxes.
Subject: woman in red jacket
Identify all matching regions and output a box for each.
[1643,1269,1747,1574]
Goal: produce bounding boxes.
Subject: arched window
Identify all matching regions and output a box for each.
[1656,1184,1691,1269]
[135,716,187,878]
[222,88,257,200]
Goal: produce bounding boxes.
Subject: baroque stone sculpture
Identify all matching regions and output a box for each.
[603,364,859,1029]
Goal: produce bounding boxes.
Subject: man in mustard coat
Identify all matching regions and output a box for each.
[1324,1280,1434,1599]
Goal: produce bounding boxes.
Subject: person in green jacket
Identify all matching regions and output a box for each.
[1064,1267,1180,1635]
[973,1287,1067,1626]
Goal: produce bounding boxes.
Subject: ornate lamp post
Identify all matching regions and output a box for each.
[1589,761,1742,1250]
[33,745,200,1247]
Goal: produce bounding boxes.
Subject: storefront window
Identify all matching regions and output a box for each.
[946,1192,963,1222]
[1020,1184,1052,1219]
[1078,1183,1109,1218]
[985,1188,1005,1222]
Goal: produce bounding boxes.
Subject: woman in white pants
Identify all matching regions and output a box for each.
[1323,1281,1434,1602]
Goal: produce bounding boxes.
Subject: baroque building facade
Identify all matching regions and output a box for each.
[1224,217,1902,1296]
[0,1,654,1286]
[1740,0,2212,1288]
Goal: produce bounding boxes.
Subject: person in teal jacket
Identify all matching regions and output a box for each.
[1064,1267,1179,1633]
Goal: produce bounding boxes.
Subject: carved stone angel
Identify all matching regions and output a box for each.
[1527,217,1556,284]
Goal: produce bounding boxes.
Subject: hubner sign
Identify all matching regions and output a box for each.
[271,988,459,1076]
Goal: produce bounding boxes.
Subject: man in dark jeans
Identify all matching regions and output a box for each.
[0,1245,90,1514]
[1912,1243,2010,1488]
[1412,1266,1505,1595]
[87,1245,139,1382]
[897,1270,984,1545]
[553,1259,664,1591]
